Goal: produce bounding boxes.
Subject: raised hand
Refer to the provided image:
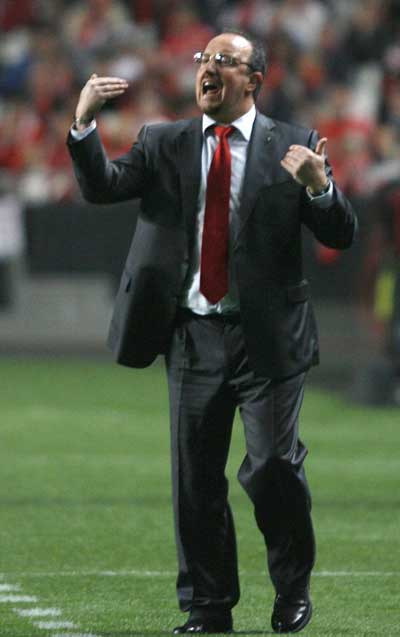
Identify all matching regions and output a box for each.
[74,73,129,129]
[280,137,329,194]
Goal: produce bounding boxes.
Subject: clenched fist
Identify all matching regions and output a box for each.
[74,73,129,130]
[281,137,329,194]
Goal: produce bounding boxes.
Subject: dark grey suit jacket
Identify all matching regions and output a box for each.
[68,112,357,378]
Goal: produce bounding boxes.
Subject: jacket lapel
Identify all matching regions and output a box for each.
[234,113,277,243]
[177,118,203,247]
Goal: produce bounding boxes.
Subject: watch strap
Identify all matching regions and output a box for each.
[306,180,331,198]
[72,114,94,129]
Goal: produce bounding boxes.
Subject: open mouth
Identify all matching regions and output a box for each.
[202,79,222,96]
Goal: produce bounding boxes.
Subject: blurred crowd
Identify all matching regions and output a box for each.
[0,0,400,205]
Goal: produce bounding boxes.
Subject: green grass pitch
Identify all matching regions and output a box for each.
[0,356,399,636]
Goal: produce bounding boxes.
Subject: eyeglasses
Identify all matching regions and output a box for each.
[193,51,255,71]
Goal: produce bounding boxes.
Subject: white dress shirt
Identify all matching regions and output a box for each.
[180,105,257,315]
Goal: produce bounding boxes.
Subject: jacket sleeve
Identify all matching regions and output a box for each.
[300,129,358,249]
[67,125,150,204]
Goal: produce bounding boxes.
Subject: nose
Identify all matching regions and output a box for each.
[204,54,217,72]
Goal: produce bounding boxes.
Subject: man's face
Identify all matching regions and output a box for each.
[195,33,258,123]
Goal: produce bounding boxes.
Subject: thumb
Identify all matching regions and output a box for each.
[91,73,98,79]
[315,137,327,157]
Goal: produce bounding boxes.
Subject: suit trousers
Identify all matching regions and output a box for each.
[165,309,316,617]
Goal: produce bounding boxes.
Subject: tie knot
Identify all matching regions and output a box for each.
[214,125,235,140]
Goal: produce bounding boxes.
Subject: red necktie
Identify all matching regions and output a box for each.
[200,125,235,304]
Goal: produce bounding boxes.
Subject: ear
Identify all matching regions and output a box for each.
[246,71,263,96]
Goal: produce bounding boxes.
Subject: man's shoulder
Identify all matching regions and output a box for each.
[141,117,201,141]
[257,112,314,143]
[257,113,317,146]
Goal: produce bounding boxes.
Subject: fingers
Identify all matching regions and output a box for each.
[88,75,129,98]
[281,141,327,169]
[280,140,328,186]
[284,146,308,162]
[98,88,127,98]
[286,145,316,159]
[90,76,128,86]
[315,137,328,156]
[280,156,297,171]
[280,157,299,181]
[286,140,328,158]
[280,146,309,175]
[76,74,129,121]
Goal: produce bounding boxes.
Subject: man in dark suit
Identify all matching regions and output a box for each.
[68,31,357,634]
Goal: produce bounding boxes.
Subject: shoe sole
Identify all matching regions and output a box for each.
[172,625,233,634]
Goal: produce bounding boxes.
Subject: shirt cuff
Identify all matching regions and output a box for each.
[306,180,334,209]
[70,120,97,140]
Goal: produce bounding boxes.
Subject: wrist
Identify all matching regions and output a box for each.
[72,113,94,130]
[307,179,330,197]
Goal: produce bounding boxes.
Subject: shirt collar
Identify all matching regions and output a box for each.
[202,104,256,141]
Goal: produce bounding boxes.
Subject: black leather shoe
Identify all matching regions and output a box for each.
[271,593,312,633]
[172,617,233,634]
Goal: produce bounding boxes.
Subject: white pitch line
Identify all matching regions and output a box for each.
[14,607,62,617]
[0,594,38,602]
[313,571,400,577]
[0,569,175,577]
[0,569,399,578]
[0,584,20,591]
[34,620,76,630]
[52,634,99,637]
[1,581,94,637]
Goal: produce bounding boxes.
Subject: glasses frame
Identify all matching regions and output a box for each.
[193,51,255,71]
